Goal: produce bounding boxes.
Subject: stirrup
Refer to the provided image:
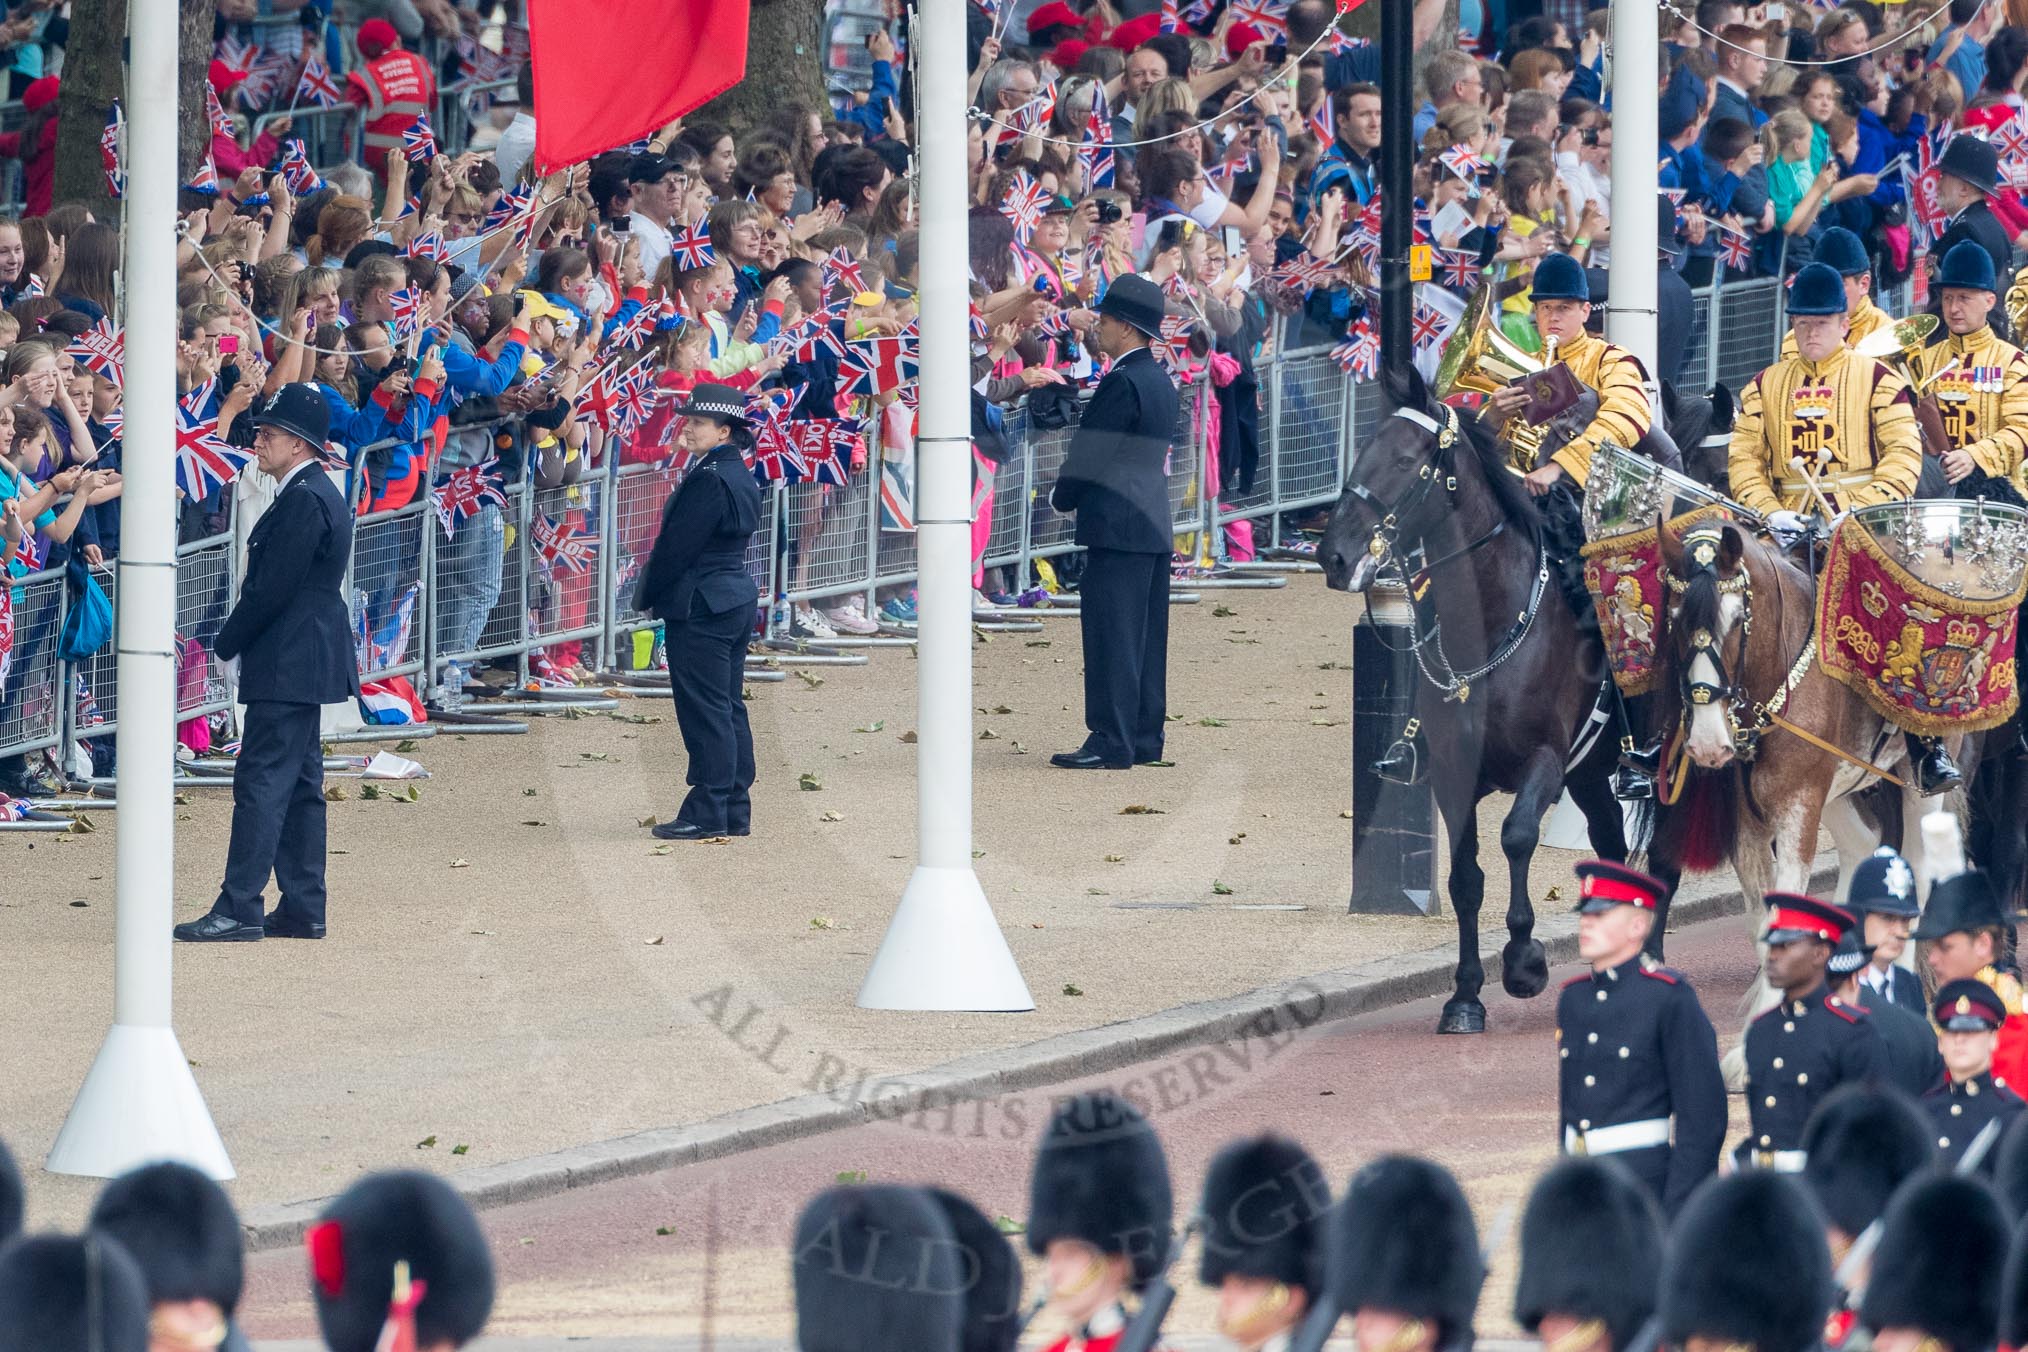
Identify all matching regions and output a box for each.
[1370,718,1426,787]
[1915,744,1964,797]
[1613,765,1657,801]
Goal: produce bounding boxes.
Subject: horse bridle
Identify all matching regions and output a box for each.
[1344,405,1468,573]
[1663,524,1815,760]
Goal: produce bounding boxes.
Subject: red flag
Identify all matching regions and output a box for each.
[528,0,750,174]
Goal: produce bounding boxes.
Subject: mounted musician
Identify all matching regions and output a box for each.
[1725,261,1963,795]
[1779,229,1896,361]
[1915,241,2028,505]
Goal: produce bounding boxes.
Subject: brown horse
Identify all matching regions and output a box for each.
[1320,364,1637,1034]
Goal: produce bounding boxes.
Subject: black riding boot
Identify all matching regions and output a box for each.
[1907,731,1963,796]
[1611,685,1662,801]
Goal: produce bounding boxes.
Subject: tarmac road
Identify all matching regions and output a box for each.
[240,908,1765,1346]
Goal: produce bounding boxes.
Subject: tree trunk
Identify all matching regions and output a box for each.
[52,0,215,218]
[693,0,828,137]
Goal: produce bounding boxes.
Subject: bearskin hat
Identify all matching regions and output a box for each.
[308,1171,495,1352]
[1327,1156,1483,1344]
[1512,1158,1664,1352]
[1660,1173,1830,1352]
[1861,1174,2007,1352]
[1026,1091,1174,1286]
[1198,1134,1330,1296]
[1801,1083,1935,1238]
[89,1161,245,1315]
[794,1185,964,1352]
[926,1188,1023,1352]
[0,1232,151,1352]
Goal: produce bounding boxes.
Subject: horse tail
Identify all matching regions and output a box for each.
[1623,794,1656,858]
[1659,765,1741,874]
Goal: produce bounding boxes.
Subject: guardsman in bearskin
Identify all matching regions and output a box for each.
[1780,229,1895,361]
[1196,1135,1329,1352]
[927,1189,1025,1352]
[1923,979,2028,1170]
[1910,241,2028,505]
[793,1185,965,1352]
[1799,1083,1936,1344]
[1326,1156,1483,1352]
[1660,1173,1831,1352]
[1736,894,1886,1170]
[1512,1158,1665,1352]
[304,1171,494,1352]
[1859,1175,2010,1352]
[1555,860,1726,1213]
[1914,839,2028,1089]
[89,1163,246,1352]
[1846,848,1925,1011]
[1025,1090,1174,1352]
[1827,933,1943,1098]
[0,1230,151,1352]
[1728,261,1925,523]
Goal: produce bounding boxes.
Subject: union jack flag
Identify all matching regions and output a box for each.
[1308,100,1334,146]
[1229,0,1289,39]
[1435,248,1481,290]
[277,139,323,195]
[1079,90,1115,189]
[748,408,811,483]
[1183,0,1217,20]
[1272,251,1336,294]
[1332,316,1379,381]
[429,459,507,538]
[580,361,659,437]
[530,511,595,575]
[240,51,291,112]
[388,286,426,339]
[405,230,450,263]
[401,113,437,162]
[1152,314,1194,372]
[1410,298,1453,356]
[455,33,516,82]
[839,333,920,398]
[602,302,658,355]
[1436,143,1485,181]
[772,310,846,362]
[484,184,533,233]
[214,35,254,81]
[794,419,860,486]
[822,247,867,298]
[67,319,124,388]
[205,81,234,138]
[1717,227,1753,273]
[295,51,343,108]
[101,103,122,199]
[1000,169,1049,245]
[670,219,717,270]
[1159,0,1180,31]
[13,530,40,573]
[21,273,42,299]
[174,386,251,499]
[187,156,220,196]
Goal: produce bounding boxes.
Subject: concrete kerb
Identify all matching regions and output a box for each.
[240,859,1827,1252]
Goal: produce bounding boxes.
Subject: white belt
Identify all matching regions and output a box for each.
[1747,1149,1808,1172]
[1564,1119,1671,1155]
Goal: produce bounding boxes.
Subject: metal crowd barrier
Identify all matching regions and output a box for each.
[0,567,67,768]
[252,105,365,175]
[437,77,516,159]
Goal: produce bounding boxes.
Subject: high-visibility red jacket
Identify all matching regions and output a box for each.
[344,48,435,176]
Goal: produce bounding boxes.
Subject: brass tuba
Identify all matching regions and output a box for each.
[1432,285,1556,470]
[2007,262,2028,338]
[1852,313,1940,383]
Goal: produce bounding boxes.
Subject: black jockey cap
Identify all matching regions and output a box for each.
[88,1162,245,1316]
[0,1233,151,1352]
[1786,263,1846,317]
[794,1185,965,1352]
[1862,1174,2009,1352]
[1531,252,1589,303]
[1935,978,2011,1032]
[1197,1133,1331,1296]
[1660,1172,1831,1352]
[306,1171,495,1352]
[1762,893,1855,947]
[1913,871,2007,942]
[1846,847,1920,919]
[1573,859,1667,915]
[924,1188,1023,1352]
[1327,1155,1483,1348]
[1939,239,1999,293]
[1801,1083,1935,1240]
[1026,1090,1174,1287]
[1513,1158,1664,1352]
[1814,227,1868,278]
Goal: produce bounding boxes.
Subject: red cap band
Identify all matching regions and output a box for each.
[1582,875,1658,908]
[1770,906,1839,941]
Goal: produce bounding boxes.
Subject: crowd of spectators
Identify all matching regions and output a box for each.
[0,0,2022,800]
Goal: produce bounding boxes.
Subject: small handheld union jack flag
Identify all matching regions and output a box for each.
[277,139,324,196]
[1717,227,1753,273]
[402,113,437,163]
[822,247,866,297]
[1436,143,1485,182]
[1410,298,1453,356]
[67,319,124,389]
[1272,251,1336,295]
[1158,0,1180,31]
[1079,92,1115,189]
[1308,100,1334,146]
[1230,0,1289,38]
[531,512,596,575]
[388,286,426,339]
[1151,314,1195,372]
[295,51,343,108]
[1332,317,1380,381]
[1000,169,1049,246]
[405,230,450,263]
[187,156,220,196]
[1435,248,1481,290]
[670,219,717,270]
[174,386,252,500]
[430,460,507,538]
[205,81,234,139]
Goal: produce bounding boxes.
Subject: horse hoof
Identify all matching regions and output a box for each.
[1437,1001,1487,1034]
[1501,939,1549,999]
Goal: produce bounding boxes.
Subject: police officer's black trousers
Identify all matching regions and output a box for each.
[668,599,756,833]
[1079,548,1170,765]
[215,700,327,926]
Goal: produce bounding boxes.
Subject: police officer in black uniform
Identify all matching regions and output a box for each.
[635,383,764,841]
[1555,860,1727,1213]
[1736,894,1886,1170]
[177,383,358,943]
[1049,274,1180,771]
[1846,847,1925,1010]
[1924,978,2027,1171]
[1828,932,1942,1098]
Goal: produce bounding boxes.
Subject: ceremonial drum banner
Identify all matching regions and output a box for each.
[1581,506,1731,696]
[1818,515,2024,735]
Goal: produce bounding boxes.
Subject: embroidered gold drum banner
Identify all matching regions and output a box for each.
[1582,506,1731,696]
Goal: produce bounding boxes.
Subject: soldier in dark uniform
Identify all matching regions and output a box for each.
[1800,1084,1936,1346]
[635,383,764,841]
[0,1231,150,1352]
[1048,274,1180,771]
[89,1163,245,1352]
[1326,1156,1483,1352]
[1555,860,1726,1213]
[1860,1174,2010,1352]
[1659,1173,1830,1352]
[1736,894,1885,1170]
[1025,1090,1174,1352]
[1925,978,2028,1171]
[1513,1158,1664,1352]
[793,1185,965,1352]
[926,1188,1024,1352]
[1828,932,1942,1098]
[1846,848,1924,1011]
[1196,1134,1330,1352]
[305,1171,494,1352]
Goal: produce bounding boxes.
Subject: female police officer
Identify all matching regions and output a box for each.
[634,382,764,841]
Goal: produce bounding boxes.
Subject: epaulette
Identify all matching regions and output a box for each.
[1637,955,1679,984]
[1824,995,1865,1023]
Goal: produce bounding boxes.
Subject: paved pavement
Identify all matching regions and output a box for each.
[239,911,1768,1345]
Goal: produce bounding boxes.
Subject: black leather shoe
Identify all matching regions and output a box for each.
[263,913,325,939]
[173,913,263,943]
[1916,742,1964,796]
[651,819,729,840]
[1049,751,1131,769]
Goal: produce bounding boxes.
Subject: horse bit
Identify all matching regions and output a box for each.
[1662,525,1814,761]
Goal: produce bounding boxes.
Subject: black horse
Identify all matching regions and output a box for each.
[1319,364,1648,1033]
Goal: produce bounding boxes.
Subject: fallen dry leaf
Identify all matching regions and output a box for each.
[645,936,665,945]
[448,857,469,868]
[819,810,844,822]
[1119,804,1166,815]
